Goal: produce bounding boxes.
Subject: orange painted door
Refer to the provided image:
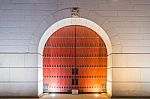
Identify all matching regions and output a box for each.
[43,25,107,93]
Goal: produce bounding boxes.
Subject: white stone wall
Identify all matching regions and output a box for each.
[0,0,150,97]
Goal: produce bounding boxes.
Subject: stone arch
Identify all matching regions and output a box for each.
[38,18,112,96]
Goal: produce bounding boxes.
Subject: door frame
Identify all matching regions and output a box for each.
[38,18,112,96]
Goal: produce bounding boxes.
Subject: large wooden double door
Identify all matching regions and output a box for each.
[43,25,107,93]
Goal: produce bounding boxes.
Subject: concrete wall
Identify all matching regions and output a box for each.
[0,0,150,97]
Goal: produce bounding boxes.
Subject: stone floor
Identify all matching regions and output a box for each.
[0,94,149,99]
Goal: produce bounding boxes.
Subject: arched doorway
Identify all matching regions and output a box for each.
[38,18,112,96]
[43,25,107,93]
